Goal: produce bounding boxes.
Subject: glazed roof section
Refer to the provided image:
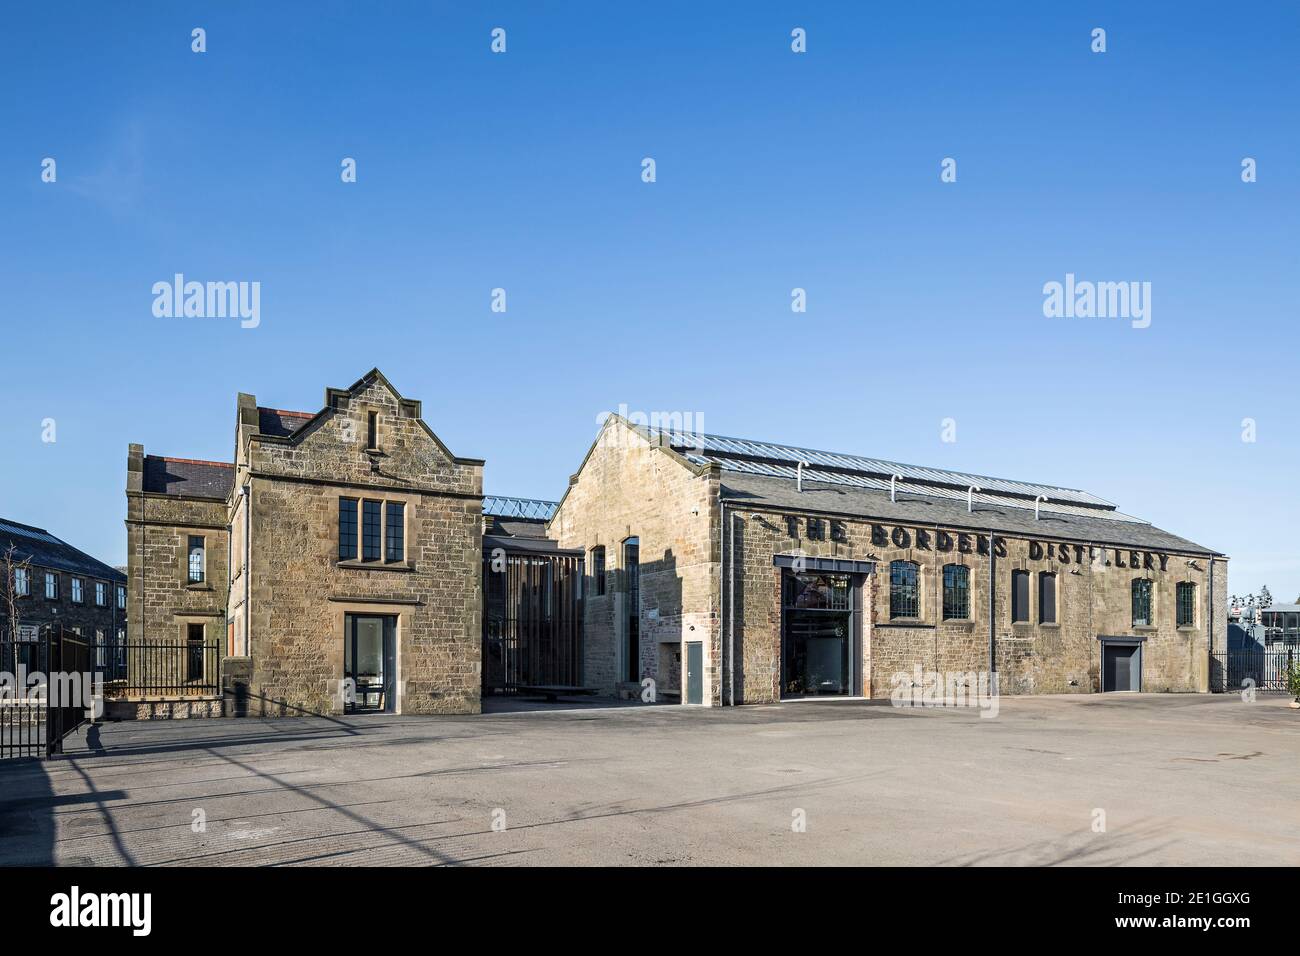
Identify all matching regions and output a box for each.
[141,456,235,500]
[0,518,126,582]
[483,496,559,521]
[639,427,1220,553]
[647,429,1144,520]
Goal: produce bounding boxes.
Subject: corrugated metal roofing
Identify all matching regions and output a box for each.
[482,496,558,521]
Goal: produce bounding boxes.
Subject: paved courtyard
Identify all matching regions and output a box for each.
[1,694,1297,866]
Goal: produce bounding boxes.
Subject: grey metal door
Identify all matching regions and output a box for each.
[686,641,703,704]
[1103,643,1140,692]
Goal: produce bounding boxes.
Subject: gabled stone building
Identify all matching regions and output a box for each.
[126,376,1228,716]
[127,369,484,715]
[547,417,1229,705]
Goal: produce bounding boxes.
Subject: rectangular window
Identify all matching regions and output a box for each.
[339,498,359,560]
[1176,582,1196,628]
[117,585,126,609]
[624,539,640,682]
[362,500,382,561]
[14,567,29,597]
[45,572,58,600]
[1038,573,1057,624]
[384,502,405,561]
[942,564,969,620]
[72,577,83,603]
[95,581,107,606]
[367,410,378,449]
[187,535,205,583]
[1132,578,1153,627]
[591,547,606,596]
[889,561,920,619]
[1011,570,1030,623]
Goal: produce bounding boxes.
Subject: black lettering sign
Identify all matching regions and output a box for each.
[1029,541,1044,560]
[915,528,931,550]
[937,530,953,552]
[891,526,911,549]
[872,524,888,547]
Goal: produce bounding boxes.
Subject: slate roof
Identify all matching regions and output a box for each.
[718,472,1221,555]
[142,456,235,500]
[257,407,314,438]
[0,518,125,583]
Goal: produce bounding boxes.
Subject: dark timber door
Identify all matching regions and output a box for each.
[685,641,703,704]
[1103,642,1141,692]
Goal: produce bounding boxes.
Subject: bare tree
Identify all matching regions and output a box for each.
[1,544,34,642]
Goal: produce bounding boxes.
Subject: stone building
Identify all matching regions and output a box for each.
[126,377,1227,715]
[126,369,484,715]
[1,517,127,648]
[547,417,1228,704]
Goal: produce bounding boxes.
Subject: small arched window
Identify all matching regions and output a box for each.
[942,564,969,620]
[1132,578,1153,627]
[890,560,920,619]
[1176,581,1196,628]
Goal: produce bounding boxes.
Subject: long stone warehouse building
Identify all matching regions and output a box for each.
[125,368,1227,715]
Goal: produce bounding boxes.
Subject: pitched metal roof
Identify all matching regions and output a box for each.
[142,456,235,500]
[717,472,1221,555]
[483,496,558,521]
[0,518,126,583]
[652,429,1114,508]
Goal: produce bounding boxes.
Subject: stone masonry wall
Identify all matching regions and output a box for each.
[732,509,1225,701]
[237,377,483,716]
[126,446,230,678]
[547,420,722,703]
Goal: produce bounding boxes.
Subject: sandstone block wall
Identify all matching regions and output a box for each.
[547,421,721,703]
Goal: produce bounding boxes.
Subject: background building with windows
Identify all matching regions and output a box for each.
[0,517,127,655]
[546,416,1229,703]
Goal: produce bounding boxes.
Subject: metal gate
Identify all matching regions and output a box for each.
[1211,648,1296,694]
[0,625,94,760]
[483,551,584,694]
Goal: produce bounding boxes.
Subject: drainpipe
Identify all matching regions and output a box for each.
[796,461,809,493]
[967,485,981,513]
[988,526,996,682]
[1034,495,1047,520]
[718,501,724,707]
[1208,558,1215,691]
[890,474,903,503]
[728,508,737,707]
[243,483,251,657]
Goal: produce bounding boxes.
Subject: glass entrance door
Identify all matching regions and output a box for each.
[345,615,395,712]
[781,572,854,698]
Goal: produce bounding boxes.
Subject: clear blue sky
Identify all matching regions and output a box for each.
[2,2,1296,601]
